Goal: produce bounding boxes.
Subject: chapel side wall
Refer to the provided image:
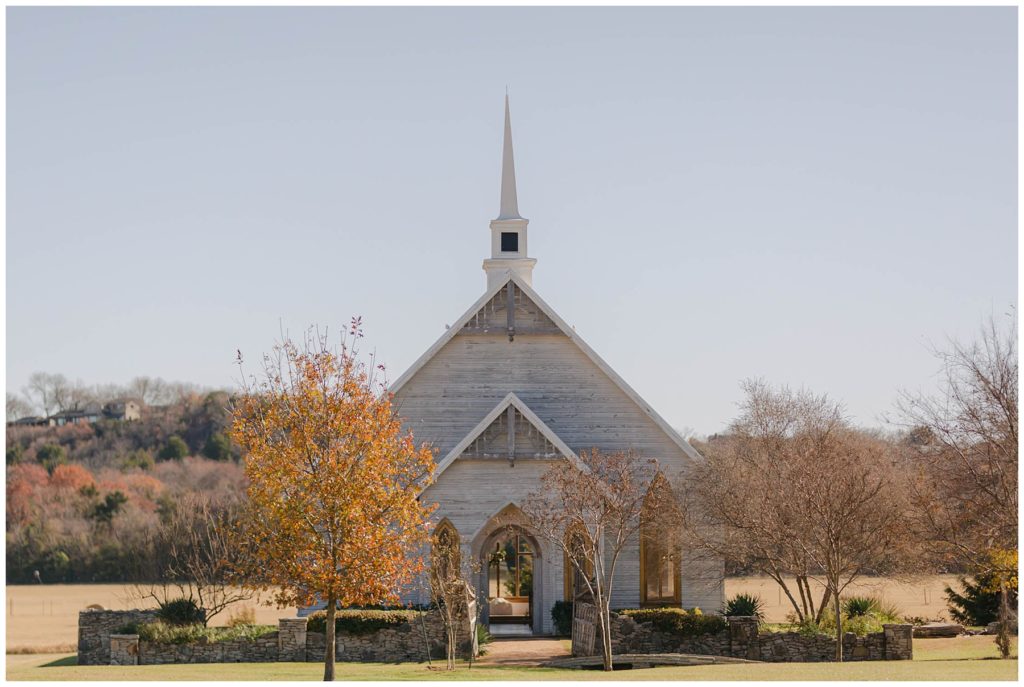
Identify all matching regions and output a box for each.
[680,548,726,612]
[609,531,641,609]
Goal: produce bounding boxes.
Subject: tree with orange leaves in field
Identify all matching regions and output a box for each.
[230,320,435,681]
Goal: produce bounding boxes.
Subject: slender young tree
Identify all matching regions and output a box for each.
[521,448,666,672]
[428,524,478,670]
[132,492,254,625]
[230,321,435,681]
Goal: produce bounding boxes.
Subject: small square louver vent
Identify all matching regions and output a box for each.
[500,232,519,253]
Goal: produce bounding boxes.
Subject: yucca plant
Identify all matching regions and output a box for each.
[723,593,765,620]
[842,596,880,618]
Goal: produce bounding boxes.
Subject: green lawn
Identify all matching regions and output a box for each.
[6,636,1017,681]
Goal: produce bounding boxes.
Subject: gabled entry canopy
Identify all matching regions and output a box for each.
[435,392,579,478]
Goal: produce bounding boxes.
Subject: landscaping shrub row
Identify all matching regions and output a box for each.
[115,621,276,645]
[617,608,728,636]
[305,609,417,635]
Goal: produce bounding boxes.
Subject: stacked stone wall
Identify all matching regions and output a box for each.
[606,614,913,662]
[139,635,279,664]
[78,609,159,666]
[81,609,462,665]
[304,610,451,663]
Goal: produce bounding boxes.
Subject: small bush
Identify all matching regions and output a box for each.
[551,600,573,636]
[37,444,67,474]
[724,593,765,620]
[843,596,879,618]
[158,436,189,461]
[476,623,492,653]
[119,449,154,472]
[157,598,207,626]
[809,598,903,637]
[618,608,727,636]
[202,433,232,462]
[305,609,413,635]
[115,622,139,635]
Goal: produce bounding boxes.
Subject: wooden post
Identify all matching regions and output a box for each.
[506,282,515,342]
[507,406,516,468]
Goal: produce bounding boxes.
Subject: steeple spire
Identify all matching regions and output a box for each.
[497,94,522,220]
[483,93,535,290]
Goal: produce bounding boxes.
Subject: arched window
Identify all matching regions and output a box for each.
[431,520,461,594]
[640,475,680,606]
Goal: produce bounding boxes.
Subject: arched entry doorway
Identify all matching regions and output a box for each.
[479,525,542,634]
[486,530,534,625]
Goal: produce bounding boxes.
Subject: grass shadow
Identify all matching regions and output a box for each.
[40,655,78,667]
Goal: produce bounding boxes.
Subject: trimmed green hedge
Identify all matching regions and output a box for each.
[551,601,573,636]
[305,609,415,636]
[618,608,727,637]
[130,622,276,645]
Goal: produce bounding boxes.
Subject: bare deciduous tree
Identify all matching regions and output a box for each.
[521,448,666,672]
[897,315,1018,657]
[428,525,478,670]
[683,380,914,660]
[23,372,71,416]
[133,492,254,624]
[6,393,33,421]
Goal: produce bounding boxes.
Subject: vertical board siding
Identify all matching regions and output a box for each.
[394,314,722,629]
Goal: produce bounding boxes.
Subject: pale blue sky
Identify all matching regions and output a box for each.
[7,7,1017,435]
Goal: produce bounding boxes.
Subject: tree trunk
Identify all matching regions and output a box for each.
[815,587,832,625]
[446,609,457,671]
[418,608,432,666]
[324,594,337,681]
[593,593,606,675]
[996,581,1012,659]
[833,588,843,662]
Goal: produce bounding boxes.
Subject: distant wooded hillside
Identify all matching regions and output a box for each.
[6,382,246,584]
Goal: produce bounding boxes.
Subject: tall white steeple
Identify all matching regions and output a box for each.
[483,95,536,290]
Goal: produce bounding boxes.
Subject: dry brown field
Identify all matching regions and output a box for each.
[5,584,293,653]
[6,575,962,652]
[725,574,962,623]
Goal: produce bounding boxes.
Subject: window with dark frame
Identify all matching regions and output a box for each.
[500,232,519,253]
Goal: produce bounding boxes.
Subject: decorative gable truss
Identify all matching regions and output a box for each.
[436,393,579,476]
[461,280,560,340]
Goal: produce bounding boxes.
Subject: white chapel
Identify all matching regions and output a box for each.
[392,97,723,635]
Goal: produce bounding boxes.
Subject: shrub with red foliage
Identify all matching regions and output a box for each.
[49,464,96,492]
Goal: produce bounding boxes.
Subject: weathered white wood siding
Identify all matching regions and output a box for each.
[394,306,724,627]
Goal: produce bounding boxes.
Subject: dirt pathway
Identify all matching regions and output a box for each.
[477,638,571,666]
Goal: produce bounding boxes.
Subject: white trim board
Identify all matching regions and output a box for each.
[389,271,704,464]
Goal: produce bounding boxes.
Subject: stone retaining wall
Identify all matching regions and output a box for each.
[607,615,913,662]
[305,616,448,663]
[139,635,280,664]
[81,609,464,666]
[79,609,160,666]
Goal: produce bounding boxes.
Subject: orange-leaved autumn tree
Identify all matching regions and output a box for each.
[230,320,435,681]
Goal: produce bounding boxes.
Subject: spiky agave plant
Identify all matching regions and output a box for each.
[723,592,765,620]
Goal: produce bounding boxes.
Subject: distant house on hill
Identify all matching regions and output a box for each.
[10,398,143,427]
[103,399,142,421]
[51,403,104,426]
[8,415,54,427]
